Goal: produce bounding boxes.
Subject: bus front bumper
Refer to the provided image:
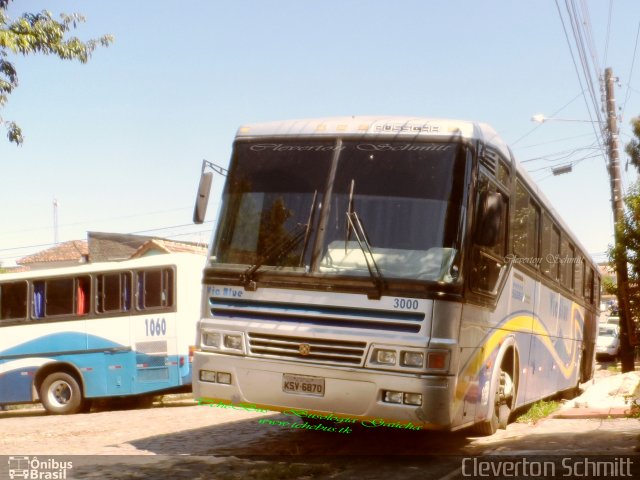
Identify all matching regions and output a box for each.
[192,352,455,429]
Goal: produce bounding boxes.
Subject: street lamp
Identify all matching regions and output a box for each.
[531,113,601,123]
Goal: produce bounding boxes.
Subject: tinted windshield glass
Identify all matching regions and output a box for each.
[317,141,466,281]
[211,139,467,283]
[212,141,335,268]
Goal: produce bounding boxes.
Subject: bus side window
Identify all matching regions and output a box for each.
[45,278,74,316]
[541,213,560,281]
[512,181,539,260]
[0,281,28,322]
[33,281,45,319]
[559,239,574,290]
[574,258,584,298]
[137,269,174,310]
[584,268,594,304]
[97,272,132,313]
[76,276,90,315]
[470,176,509,295]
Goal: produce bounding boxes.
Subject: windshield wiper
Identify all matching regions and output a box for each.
[241,193,318,291]
[345,179,386,299]
[241,224,307,291]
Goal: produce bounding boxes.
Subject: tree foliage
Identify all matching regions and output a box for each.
[0,0,112,144]
[609,118,640,361]
[626,117,640,170]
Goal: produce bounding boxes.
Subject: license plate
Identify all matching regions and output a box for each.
[282,374,325,397]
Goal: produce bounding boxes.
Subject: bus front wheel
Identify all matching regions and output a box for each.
[40,372,86,415]
[474,367,513,436]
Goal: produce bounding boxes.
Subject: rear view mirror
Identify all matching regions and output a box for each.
[475,191,504,247]
[193,171,213,224]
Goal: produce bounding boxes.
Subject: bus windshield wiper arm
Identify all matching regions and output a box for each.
[345,181,385,299]
[241,223,308,291]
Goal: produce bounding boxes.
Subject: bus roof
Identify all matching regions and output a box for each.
[235,116,512,160]
[0,252,206,282]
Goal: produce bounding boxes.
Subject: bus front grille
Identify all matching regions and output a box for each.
[247,332,366,365]
[210,298,424,333]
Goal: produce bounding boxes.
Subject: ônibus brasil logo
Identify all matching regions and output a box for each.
[7,456,72,479]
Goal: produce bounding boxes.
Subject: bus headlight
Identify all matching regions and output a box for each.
[401,351,424,368]
[384,391,403,404]
[374,349,397,365]
[403,393,423,406]
[223,333,244,351]
[201,330,245,354]
[202,331,221,349]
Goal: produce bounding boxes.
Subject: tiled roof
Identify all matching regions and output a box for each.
[18,240,89,265]
[88,231,154,262]
[16,233,207,267]
[130,239,207,258]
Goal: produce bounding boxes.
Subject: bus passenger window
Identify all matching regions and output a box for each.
[76,276,90,315]
[33,281,45,319]
[97,272,132,313]
[46,278,74,316]
[513,182,539,259]
[559,240,574,290]
[541,214,560,281]
[137,269,174,310]
[470,176,509,296]
[584,268,594,303]
[574,258,584,297]
[0,281,28,321]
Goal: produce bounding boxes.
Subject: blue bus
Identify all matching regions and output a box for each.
[0,253,204,414]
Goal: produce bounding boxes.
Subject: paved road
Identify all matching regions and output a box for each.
[0,364,638,479]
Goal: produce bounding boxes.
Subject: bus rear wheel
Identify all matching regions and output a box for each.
[40,372,87,415]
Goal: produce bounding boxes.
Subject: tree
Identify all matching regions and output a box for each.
[0,0,112,144]
[607,120,640,371]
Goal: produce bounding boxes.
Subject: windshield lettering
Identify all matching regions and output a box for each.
[250,143,346,152]
[356,143,453,152]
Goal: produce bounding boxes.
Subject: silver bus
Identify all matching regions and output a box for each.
[192,116,600,434]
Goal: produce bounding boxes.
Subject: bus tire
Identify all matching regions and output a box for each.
[473,366,512,436]
[498,403,510,430]
[40,372,86,415]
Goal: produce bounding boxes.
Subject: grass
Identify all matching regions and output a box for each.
[516,400,561,424]
[628,382,640,419]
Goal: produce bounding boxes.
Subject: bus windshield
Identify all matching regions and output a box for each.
[211,139,468,283]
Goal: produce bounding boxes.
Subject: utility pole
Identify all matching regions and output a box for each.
[605,67,637,372]
[53,198,59,245]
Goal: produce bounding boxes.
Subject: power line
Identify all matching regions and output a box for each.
[554,0,608,170]
[620,20,640,122]
[510,91,585,146]
[521,142,600,164]
[517,132,595,150]
[602,0,613,66]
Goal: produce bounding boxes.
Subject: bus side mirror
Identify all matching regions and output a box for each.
[475,191,504,247]
[193,171,213,224]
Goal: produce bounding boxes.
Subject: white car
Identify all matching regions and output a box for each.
[596,324,620,360]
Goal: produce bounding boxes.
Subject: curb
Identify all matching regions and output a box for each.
[550,407,630,419]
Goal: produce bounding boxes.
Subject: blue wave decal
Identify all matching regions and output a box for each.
[0,332,123,359]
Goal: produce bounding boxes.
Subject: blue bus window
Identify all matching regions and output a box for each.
[33,281,45,319]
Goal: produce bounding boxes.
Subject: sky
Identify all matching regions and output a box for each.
[1,0,640,266]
